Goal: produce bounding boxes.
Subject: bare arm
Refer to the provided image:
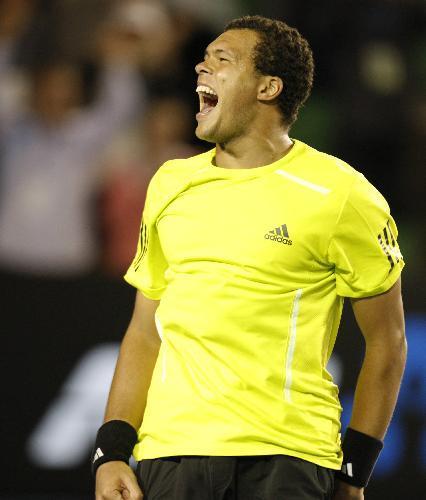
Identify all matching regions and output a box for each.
[334,277,407,499]
[70,26,145,150]
[349,277,406,438]
[104,291,161,427]
[96,291,160,500]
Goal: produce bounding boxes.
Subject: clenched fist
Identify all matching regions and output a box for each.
[96,461,143,500]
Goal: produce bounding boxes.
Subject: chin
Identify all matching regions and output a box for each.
[195,123,217,143]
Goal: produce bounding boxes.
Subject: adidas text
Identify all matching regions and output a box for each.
[264,234,292,245]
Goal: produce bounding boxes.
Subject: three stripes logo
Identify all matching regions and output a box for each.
[378,221,402,269]
[264,224,292,245]
[92,447,104,464]
[340,462,354,478]
[133,219,148,271]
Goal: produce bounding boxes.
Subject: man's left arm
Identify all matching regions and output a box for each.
[333,277,407,500]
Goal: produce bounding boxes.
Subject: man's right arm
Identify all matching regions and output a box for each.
[104,291,161,426]
[95,291,161,500]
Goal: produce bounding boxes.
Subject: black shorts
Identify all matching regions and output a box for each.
[136,455,335,500]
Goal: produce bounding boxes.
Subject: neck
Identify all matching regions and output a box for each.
[214,127,293,169]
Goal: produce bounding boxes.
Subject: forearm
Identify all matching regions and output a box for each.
[94,64,143,121]
[349,336,406,439]
[104,324,160,430]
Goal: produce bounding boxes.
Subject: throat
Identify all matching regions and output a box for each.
[215,135,294,169]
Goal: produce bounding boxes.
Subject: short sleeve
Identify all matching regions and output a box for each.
[124,176,168,299]
[328,174,404,298]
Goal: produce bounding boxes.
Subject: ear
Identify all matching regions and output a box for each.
[257,76,284,102]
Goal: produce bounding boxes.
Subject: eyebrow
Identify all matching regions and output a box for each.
[204,48,236,59]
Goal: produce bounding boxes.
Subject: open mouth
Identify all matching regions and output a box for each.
[196,84,219,116]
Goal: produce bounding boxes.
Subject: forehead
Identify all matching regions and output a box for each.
[206,29,260,59]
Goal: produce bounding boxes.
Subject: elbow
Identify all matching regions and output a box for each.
[393,325,408,366]
[367,328,407,376]
[388,332,408,383]
[386,331,407,389]
[399,331,408,371]
[390,329,407,375]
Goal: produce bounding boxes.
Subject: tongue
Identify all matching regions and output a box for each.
[197,94,218,117]
[201,104,215,115]
[204,95,218,111]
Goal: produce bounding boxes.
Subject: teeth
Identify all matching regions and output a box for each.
[196,85,218,96]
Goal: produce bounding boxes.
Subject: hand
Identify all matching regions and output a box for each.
[332,479,364,500]
[96,460,143,500]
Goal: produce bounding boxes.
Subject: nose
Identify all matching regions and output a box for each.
[195,60,211,75]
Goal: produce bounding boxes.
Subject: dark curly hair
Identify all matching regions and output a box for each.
[224,15,314,126]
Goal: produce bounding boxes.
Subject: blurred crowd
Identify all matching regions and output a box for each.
[0,0,424,303]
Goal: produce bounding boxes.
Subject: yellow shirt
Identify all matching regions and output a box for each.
[124,139,404,469]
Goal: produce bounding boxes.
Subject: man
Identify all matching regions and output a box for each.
[93,16,406,500]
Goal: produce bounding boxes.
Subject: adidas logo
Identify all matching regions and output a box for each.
[340,462,354,477]
[93,447,104,463]
[264,224,292,245]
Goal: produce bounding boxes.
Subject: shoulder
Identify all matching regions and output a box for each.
[156,149,215,177]
[293,140,387,208]
[294,140,357,186]
[143,149,215,220]
[149,149,215,189]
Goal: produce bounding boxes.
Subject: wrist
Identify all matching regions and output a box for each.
[336,427,383,488]
[335,479,364,491]
[91,419,138,476]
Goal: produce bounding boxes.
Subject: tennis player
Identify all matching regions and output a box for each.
[93,16,406,500]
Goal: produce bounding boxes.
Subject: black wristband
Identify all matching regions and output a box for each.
[91,420,138,476]
[335,427,384,488]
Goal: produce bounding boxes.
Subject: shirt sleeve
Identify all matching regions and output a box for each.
[124,175,168,300]
[328,173,404,298]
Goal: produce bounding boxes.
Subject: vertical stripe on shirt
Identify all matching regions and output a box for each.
[284,288,303,402]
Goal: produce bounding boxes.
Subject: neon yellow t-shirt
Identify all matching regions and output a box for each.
[124,139,404,469]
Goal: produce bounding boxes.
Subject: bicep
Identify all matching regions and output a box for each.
[127,291,161,345]
[350,277,405,346]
